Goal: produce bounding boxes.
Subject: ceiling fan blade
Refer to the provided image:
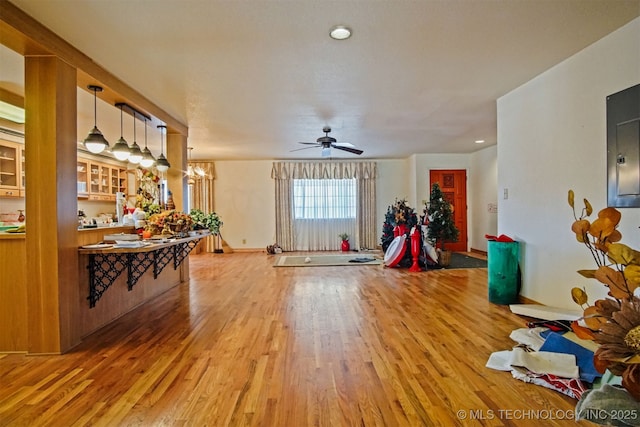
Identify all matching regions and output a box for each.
[333,142,355,148]
[290,145,319,152]
[297,142,320,145]
[321,147,331,157]
[332,144,363,155]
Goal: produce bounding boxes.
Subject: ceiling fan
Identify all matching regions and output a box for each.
[292,126,363,157]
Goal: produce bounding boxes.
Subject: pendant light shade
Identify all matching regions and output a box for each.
[156,125,170,173]
[83,85,109,154]
[111,104,131,161]
[128,113,143,164]
[140,118,156,168]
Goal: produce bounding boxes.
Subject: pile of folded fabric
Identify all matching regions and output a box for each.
[487,322,597,400]
[487,321,640,426]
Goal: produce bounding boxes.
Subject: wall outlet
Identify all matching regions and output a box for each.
[503,188,509,200]
[242,238,246,244]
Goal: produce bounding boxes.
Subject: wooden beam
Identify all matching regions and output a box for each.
[0,0,187,136]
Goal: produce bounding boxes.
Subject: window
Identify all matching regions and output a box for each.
[293,179,356,219]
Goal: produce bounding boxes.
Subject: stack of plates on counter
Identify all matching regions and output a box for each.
[104,233,139,242]
[81,243,112,249]
[113,240,149,248]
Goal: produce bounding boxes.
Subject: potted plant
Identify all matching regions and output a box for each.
[190,209,223,235]
[425,183,459,267]
[339,233,350,252]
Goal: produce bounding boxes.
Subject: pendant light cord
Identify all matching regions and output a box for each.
[93,88,98,128]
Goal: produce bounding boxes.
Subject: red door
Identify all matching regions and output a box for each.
[429,170,467,252]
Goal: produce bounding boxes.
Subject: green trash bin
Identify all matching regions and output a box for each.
[487,240,520,304]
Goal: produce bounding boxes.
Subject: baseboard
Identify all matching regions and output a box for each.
[231,248,264,253]
[518,295,540,304]
[470,247,487,256]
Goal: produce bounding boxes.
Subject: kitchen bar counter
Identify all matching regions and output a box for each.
[79,234,207,307]
[1,226,203,352]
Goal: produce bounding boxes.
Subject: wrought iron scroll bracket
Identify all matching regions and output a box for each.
[86,237,202,308]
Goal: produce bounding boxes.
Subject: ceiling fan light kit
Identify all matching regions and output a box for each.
[293,126,364,157]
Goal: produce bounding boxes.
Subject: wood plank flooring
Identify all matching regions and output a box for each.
[0,252,591,426]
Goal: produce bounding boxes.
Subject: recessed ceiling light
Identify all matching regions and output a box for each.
[475,139,485,144]
[330,25,352,40]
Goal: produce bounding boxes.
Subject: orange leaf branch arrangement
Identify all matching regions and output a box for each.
[569,189,640,400]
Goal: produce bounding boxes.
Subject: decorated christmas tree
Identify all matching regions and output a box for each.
[426,183,459,251]
[380,199,420,267]
[381,205,396,252]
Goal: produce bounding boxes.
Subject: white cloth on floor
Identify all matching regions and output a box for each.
[509,327,547,351]
[509,347,579,379]
[485,350,513,371]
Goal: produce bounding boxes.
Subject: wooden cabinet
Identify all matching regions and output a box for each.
[0,140,23,198]
[78,157,127,201]
[77,159,89,198]
[19,146,25,197]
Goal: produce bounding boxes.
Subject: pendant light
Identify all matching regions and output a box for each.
[111,104,131,161]
[155,125,170,173]
[128,112,143,164]
[83,85,110,154]
[140,118,156,168]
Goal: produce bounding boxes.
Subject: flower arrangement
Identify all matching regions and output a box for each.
[568,189,640,400]
[146,210,193,236]
[339,233,349,241]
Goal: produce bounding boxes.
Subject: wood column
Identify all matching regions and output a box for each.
[166,131,187,211]
[25,55,80,354]
[165,131,189,281]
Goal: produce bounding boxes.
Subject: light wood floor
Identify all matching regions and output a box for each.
[0,252,591,426]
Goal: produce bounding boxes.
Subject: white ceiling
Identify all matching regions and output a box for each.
[2,0,639,160]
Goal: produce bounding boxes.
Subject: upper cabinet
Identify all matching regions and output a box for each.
[78,156,128,201]
[0,143,129,201]
[0,140,23,198]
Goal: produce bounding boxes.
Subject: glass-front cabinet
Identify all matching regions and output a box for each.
[20,146,25,197]
[77,159,89,198]
[0,140,22,198]
[79,156,127,201]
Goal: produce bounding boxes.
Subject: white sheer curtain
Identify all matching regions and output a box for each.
[293,179,356,251]
[271,161,377,251]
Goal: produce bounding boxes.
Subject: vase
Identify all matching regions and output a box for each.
[341,240,350,252]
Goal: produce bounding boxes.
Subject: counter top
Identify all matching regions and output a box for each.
[0,232,25,240]
[78,233,207,254]
[78,225,134,232]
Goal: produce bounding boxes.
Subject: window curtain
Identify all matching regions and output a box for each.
[271,161,377,251]
[189,161,216,252]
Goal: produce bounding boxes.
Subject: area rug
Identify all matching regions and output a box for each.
[443,253,487,269]
[274,254,383,267]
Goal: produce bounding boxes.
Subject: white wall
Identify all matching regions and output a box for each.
[497,18,640,309]
[212,158,410,250]
[213,160,276,250]
[469,145,498,252]
[210,153,498,252]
